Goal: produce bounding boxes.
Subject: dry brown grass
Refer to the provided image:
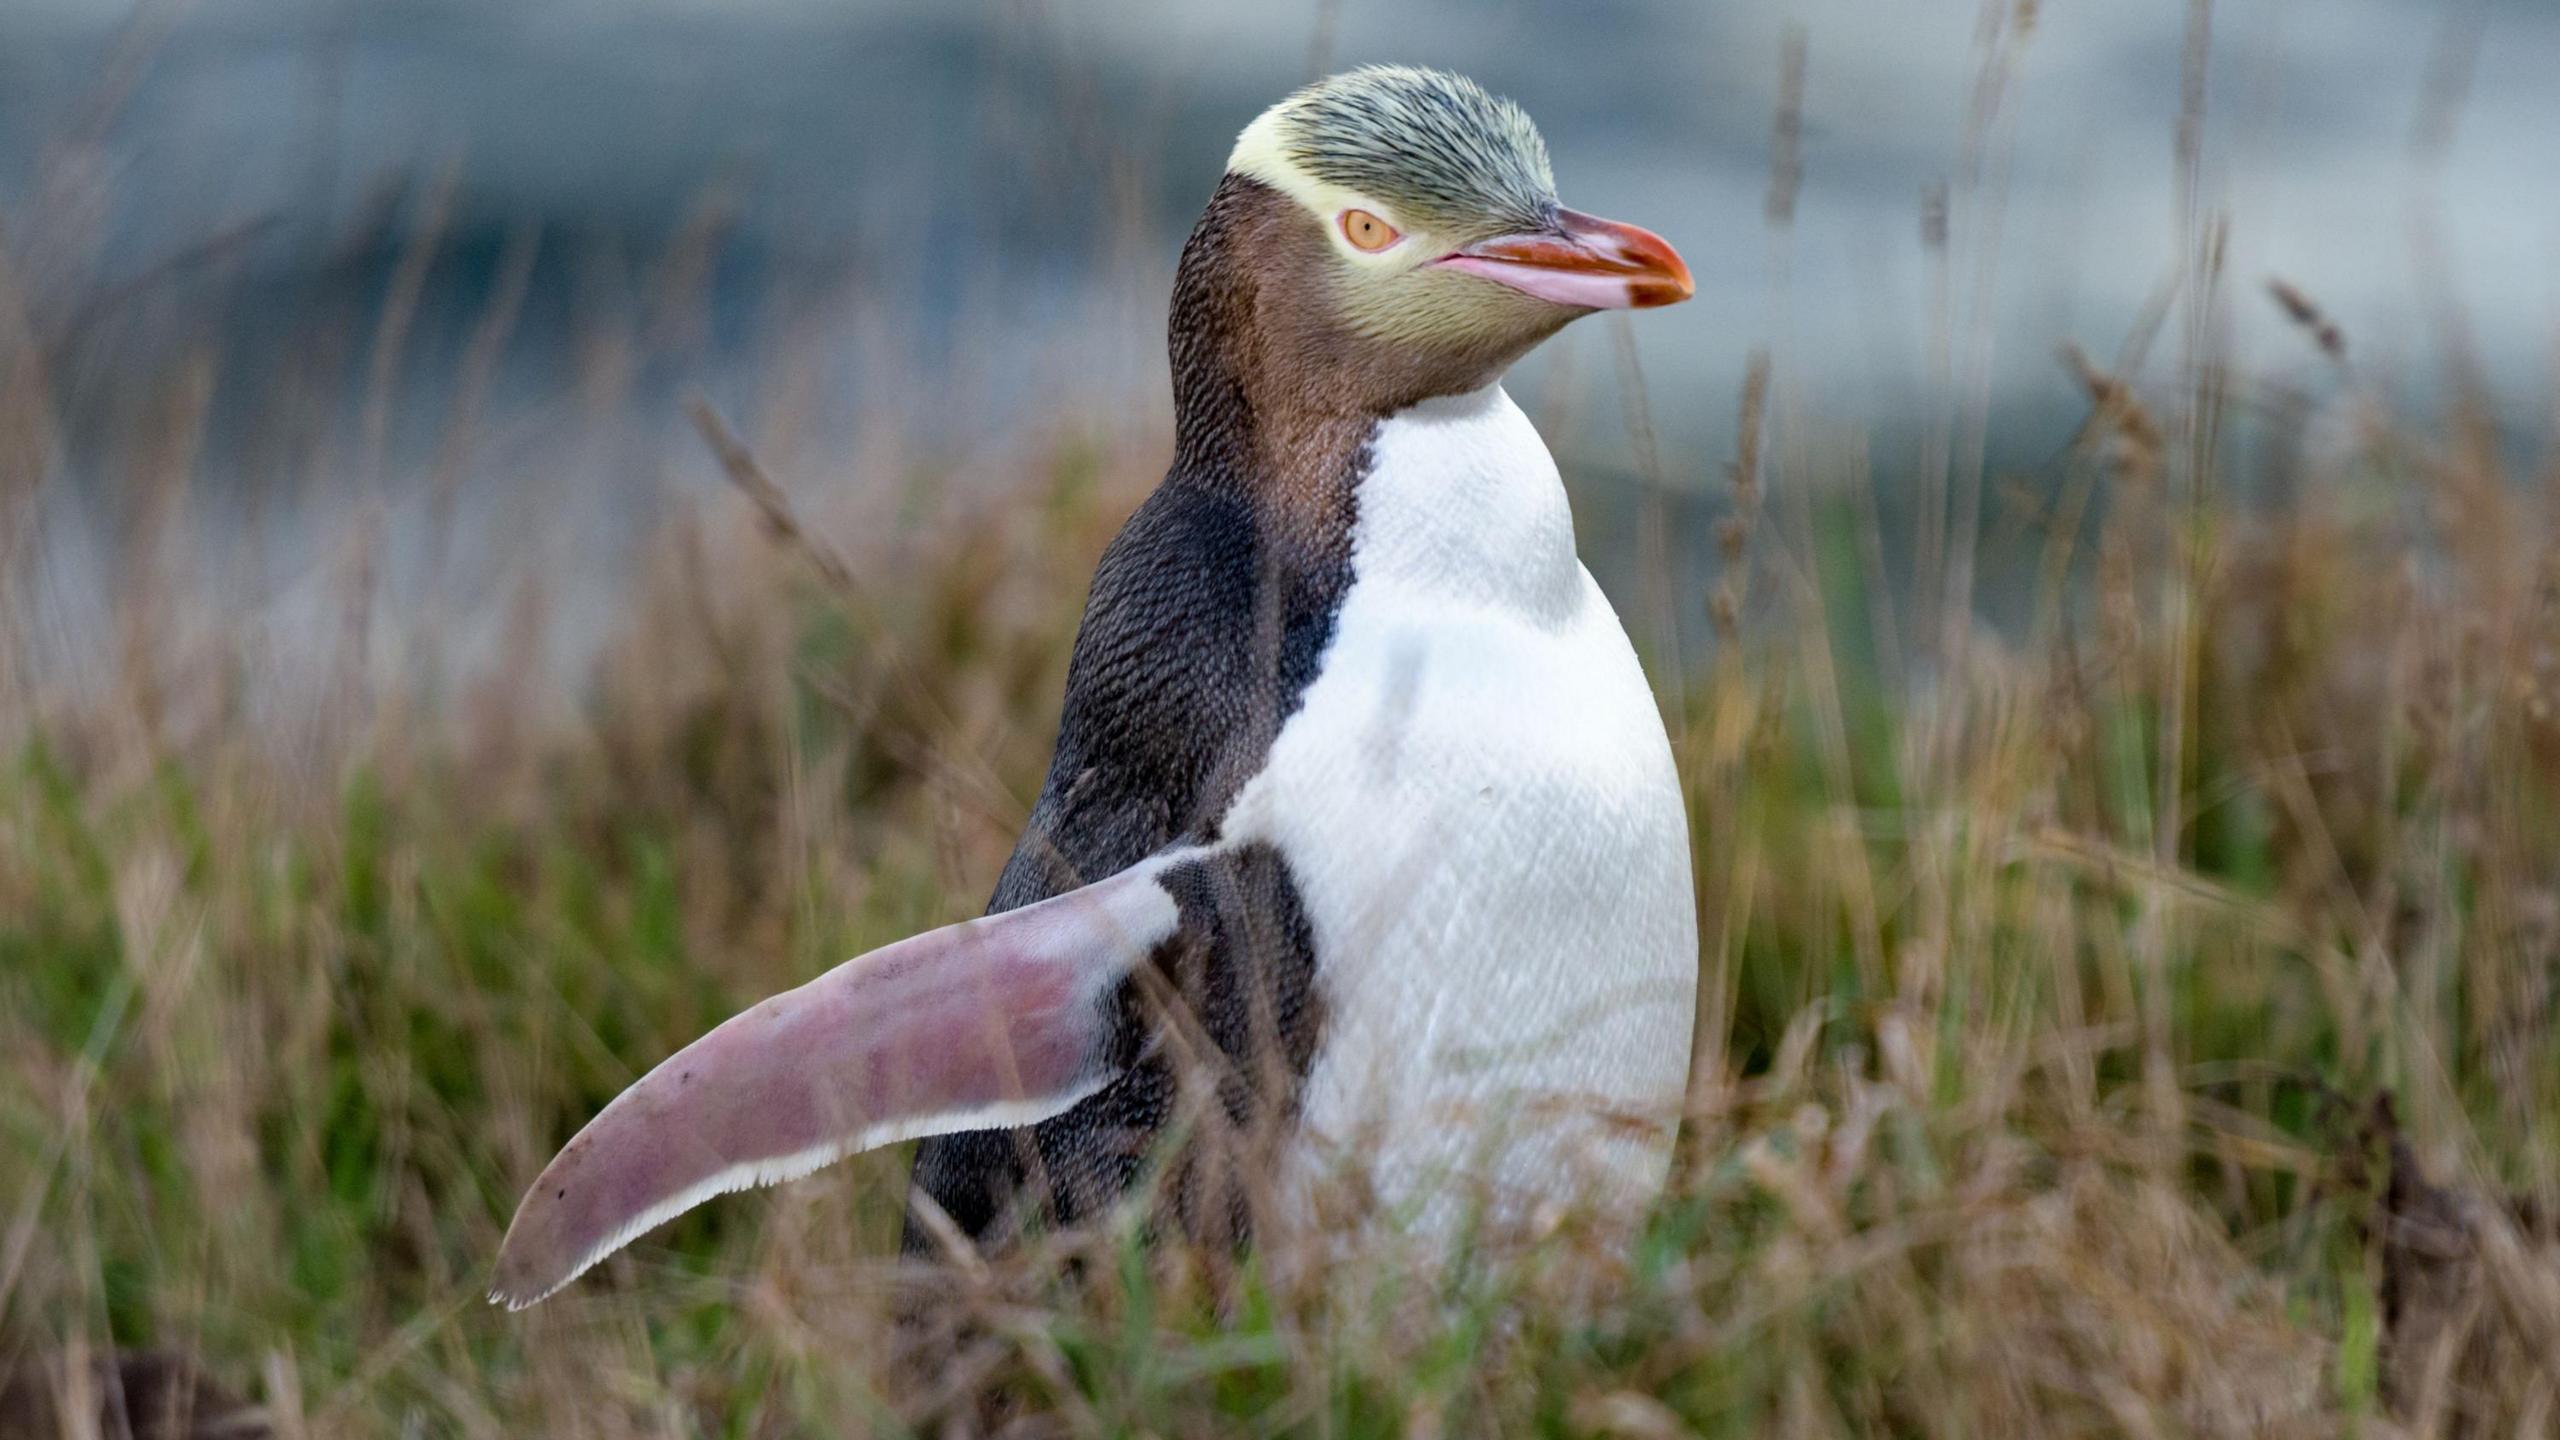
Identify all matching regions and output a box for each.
[2,260,2555,1432]
[4,12,2560,1437]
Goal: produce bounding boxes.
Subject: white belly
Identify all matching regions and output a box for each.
[1220,384,1697,1233]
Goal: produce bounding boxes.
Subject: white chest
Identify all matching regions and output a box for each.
[1219,385,1698,1226]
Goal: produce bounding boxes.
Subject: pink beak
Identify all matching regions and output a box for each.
[1434,207,1695,311]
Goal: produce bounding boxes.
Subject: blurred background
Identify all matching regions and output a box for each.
[5,4,2560,1434]
[4,0,2554,688]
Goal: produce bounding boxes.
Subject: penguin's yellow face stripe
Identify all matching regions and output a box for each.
[1228,98,1451,268]
[1236,65,1555,238]
[1226,67,1691,350]
[1227,104,1551,350]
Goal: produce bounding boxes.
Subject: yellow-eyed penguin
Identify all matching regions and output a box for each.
[491,65,1698,1310]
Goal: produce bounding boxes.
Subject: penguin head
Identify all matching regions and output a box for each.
[1201,66,1692,414]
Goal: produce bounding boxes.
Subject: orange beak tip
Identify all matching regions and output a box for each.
[1440,207,1694,312]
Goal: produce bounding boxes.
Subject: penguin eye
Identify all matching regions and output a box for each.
[1340,209,1402,253]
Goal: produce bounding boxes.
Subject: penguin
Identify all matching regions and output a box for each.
[491,65,1698,1311]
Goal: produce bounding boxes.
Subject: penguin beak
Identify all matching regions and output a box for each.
[1435,208,1695,311]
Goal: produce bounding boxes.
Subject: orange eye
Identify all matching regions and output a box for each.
[1340,209,1402,253]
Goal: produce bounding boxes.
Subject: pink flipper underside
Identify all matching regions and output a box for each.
[489,856,1187,1309]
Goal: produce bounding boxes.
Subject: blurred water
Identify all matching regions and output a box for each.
[3,0,2555,684]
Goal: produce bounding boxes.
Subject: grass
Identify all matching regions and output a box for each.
[6,17,2560,1439]
[4,330,2556,1434]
